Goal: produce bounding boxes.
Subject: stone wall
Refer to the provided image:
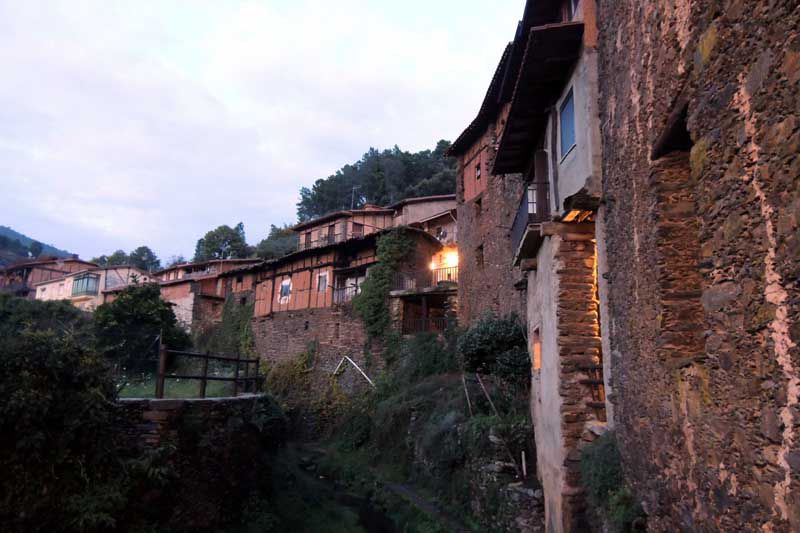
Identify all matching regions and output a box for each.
[598,1,800,530]
[252,305,379,394]
[456,124,527,326]
[117,394,286,530]
[528,228,605,533]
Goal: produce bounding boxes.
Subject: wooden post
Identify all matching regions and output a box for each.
[242,357,250,393]
[199,352,209,399]
[232,353,240,397]
[155,341,167,399]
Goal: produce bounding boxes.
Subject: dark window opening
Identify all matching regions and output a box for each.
[236,275,243,283]
[304,321,309,330]
[475,197,482,216]
[476,245,484,270]
[334,322,340,339]
[651,102,693,159]
[240,297,247,306]
[475,162,482,180]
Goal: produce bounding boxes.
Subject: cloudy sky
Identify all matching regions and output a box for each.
[0,0,524,261]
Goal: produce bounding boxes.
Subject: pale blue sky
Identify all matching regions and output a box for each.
[0,0,525,260]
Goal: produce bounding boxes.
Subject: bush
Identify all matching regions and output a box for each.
[195,296,255,356]
[457,313,529,385]
[94,283,190,376]
[580,431,646,532]
[0,295,125,532]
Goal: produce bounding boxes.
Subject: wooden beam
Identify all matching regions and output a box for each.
[540,221,595,237]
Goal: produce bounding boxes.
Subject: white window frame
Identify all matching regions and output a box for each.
[317,272,328,293]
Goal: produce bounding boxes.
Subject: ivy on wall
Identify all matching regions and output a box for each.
[352,228,415,341]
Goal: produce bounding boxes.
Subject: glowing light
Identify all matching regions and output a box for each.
[429,261,436,270]
[443,250,459,268]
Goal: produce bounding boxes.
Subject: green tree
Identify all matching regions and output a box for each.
[0,294,125,532]
[28,240,43,257]
[255,224,298,260]
[94,283,190,377]
[106,249,129,266]
[194,222,251,261]
[91,254,109,267]
[165,254,186,267]
[296,140,456,221]
[128,245,161,272]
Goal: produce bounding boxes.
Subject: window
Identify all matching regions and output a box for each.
[559,89,576,158]
[72,274,99,296]
[236,275,243,284]
[476,245,484,270]
[304,232,312,247]
[475,197,482,216]
[279,279,292,300]
[317,272,328,292]
[532,329,542,371]
[240,297,247,306]
[327,225,336,243]
[352,222,364,237]
[475,162,482,180]
[566,0,580,19]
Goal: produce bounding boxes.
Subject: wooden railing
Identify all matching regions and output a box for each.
[392,267,459,291]
[155,345,263,399]
[401,316,452,334]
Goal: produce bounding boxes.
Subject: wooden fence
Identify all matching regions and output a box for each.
[155,344,263,399]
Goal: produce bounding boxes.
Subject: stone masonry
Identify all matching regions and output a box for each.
[598,1,800,530]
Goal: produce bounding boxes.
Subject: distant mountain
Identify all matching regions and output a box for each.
[0,225,72,267]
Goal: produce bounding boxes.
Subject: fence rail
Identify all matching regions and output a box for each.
[155,344,263,399]
[401,316,451,334]
[392,267,459,291]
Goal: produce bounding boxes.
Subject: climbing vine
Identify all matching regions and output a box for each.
[195,296,255,356]
[352,228,415,340]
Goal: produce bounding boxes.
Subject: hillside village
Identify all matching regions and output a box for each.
[2,0,799,532]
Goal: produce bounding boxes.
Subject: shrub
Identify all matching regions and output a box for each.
[195,296,255,356]
[457,313,529,385]
[94,283,190,376]
[580,431,646,532]
[0,296,125,532]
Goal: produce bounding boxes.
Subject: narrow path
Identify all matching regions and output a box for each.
[381,481,472,533]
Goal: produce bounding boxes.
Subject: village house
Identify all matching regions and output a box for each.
[445,41,528,326]
[246,195,457,388]
[0,256,98,299]
[33,265,153,311]
[596,1,800,530]
[154,258,262,331]
[451,1,607,531]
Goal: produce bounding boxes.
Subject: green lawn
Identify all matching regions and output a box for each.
[117,359,244,398]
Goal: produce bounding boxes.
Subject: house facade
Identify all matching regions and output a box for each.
[446,46,527,326]
[33,266,153,311]
[597,0,800,530]
[154,259,262,331]
[248,194,457,390]
[0,257,98,299]
[453,1,607,531]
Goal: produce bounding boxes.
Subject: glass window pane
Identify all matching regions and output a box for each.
[560,90,576,157]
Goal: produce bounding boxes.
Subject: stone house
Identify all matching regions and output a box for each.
[596,0,800,530]
[33,265,153,311]
[0,256,98,299]
[452,1,607,530]
[446,43,528,326]
[246,195,458,388]
[154,259,262,331]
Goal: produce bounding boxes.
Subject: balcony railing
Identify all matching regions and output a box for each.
[333,285,361,304]
[298,232,351,251]
[511,184,550,259]
[392,267,459,291]
[401,317,452,335]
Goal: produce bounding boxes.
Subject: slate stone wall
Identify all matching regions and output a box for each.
[598,1,800,530]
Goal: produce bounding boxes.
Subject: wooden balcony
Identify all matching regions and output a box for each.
[511,184,550,264]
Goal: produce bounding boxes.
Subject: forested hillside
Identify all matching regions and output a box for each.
[0,225,71,266]
[296,140,455,221]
